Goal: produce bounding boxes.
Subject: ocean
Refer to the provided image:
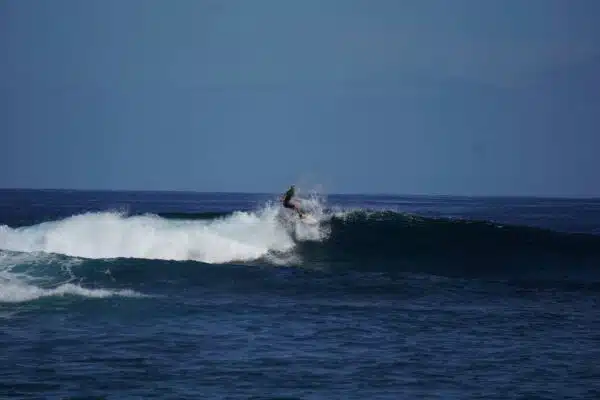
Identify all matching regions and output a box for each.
[0,189,598,399]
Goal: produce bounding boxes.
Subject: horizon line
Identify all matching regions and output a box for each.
[0,186,598,200]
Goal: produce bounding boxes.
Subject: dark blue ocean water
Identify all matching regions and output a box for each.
[1,189,599,399]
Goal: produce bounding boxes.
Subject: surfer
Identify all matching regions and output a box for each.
[281,185,304,217]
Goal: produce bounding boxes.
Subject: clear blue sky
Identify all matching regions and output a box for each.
[2,0,599,196]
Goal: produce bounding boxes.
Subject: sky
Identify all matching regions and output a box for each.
[1,0,599,196]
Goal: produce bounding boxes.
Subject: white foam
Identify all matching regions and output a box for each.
[0,251,145,303]
[0,201,330,264]
[0,281,144,303]
[0,198,334,304]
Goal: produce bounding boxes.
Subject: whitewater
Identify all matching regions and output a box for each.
[0,195,332,303]
[0,198,330,264]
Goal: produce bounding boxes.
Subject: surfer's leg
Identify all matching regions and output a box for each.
[284,200,303,217]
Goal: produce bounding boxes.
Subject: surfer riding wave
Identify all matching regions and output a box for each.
[281,185,304,217]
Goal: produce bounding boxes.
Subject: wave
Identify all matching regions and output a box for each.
[0,199,599,297]
[2,205,599,267]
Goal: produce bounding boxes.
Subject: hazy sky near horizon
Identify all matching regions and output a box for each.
[2,0,599,196]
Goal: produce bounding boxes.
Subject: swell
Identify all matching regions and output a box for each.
[19,251,600,298]
[2,209,600,286]
[151,209,600,282]
[296,211,600,280]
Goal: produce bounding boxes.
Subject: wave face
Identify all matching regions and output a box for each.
[298,211,600,280]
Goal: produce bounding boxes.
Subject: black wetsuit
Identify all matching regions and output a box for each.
[283,187,295,209]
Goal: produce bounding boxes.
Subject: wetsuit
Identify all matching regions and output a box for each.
[283,186,304,216]
[283,187,295,209]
